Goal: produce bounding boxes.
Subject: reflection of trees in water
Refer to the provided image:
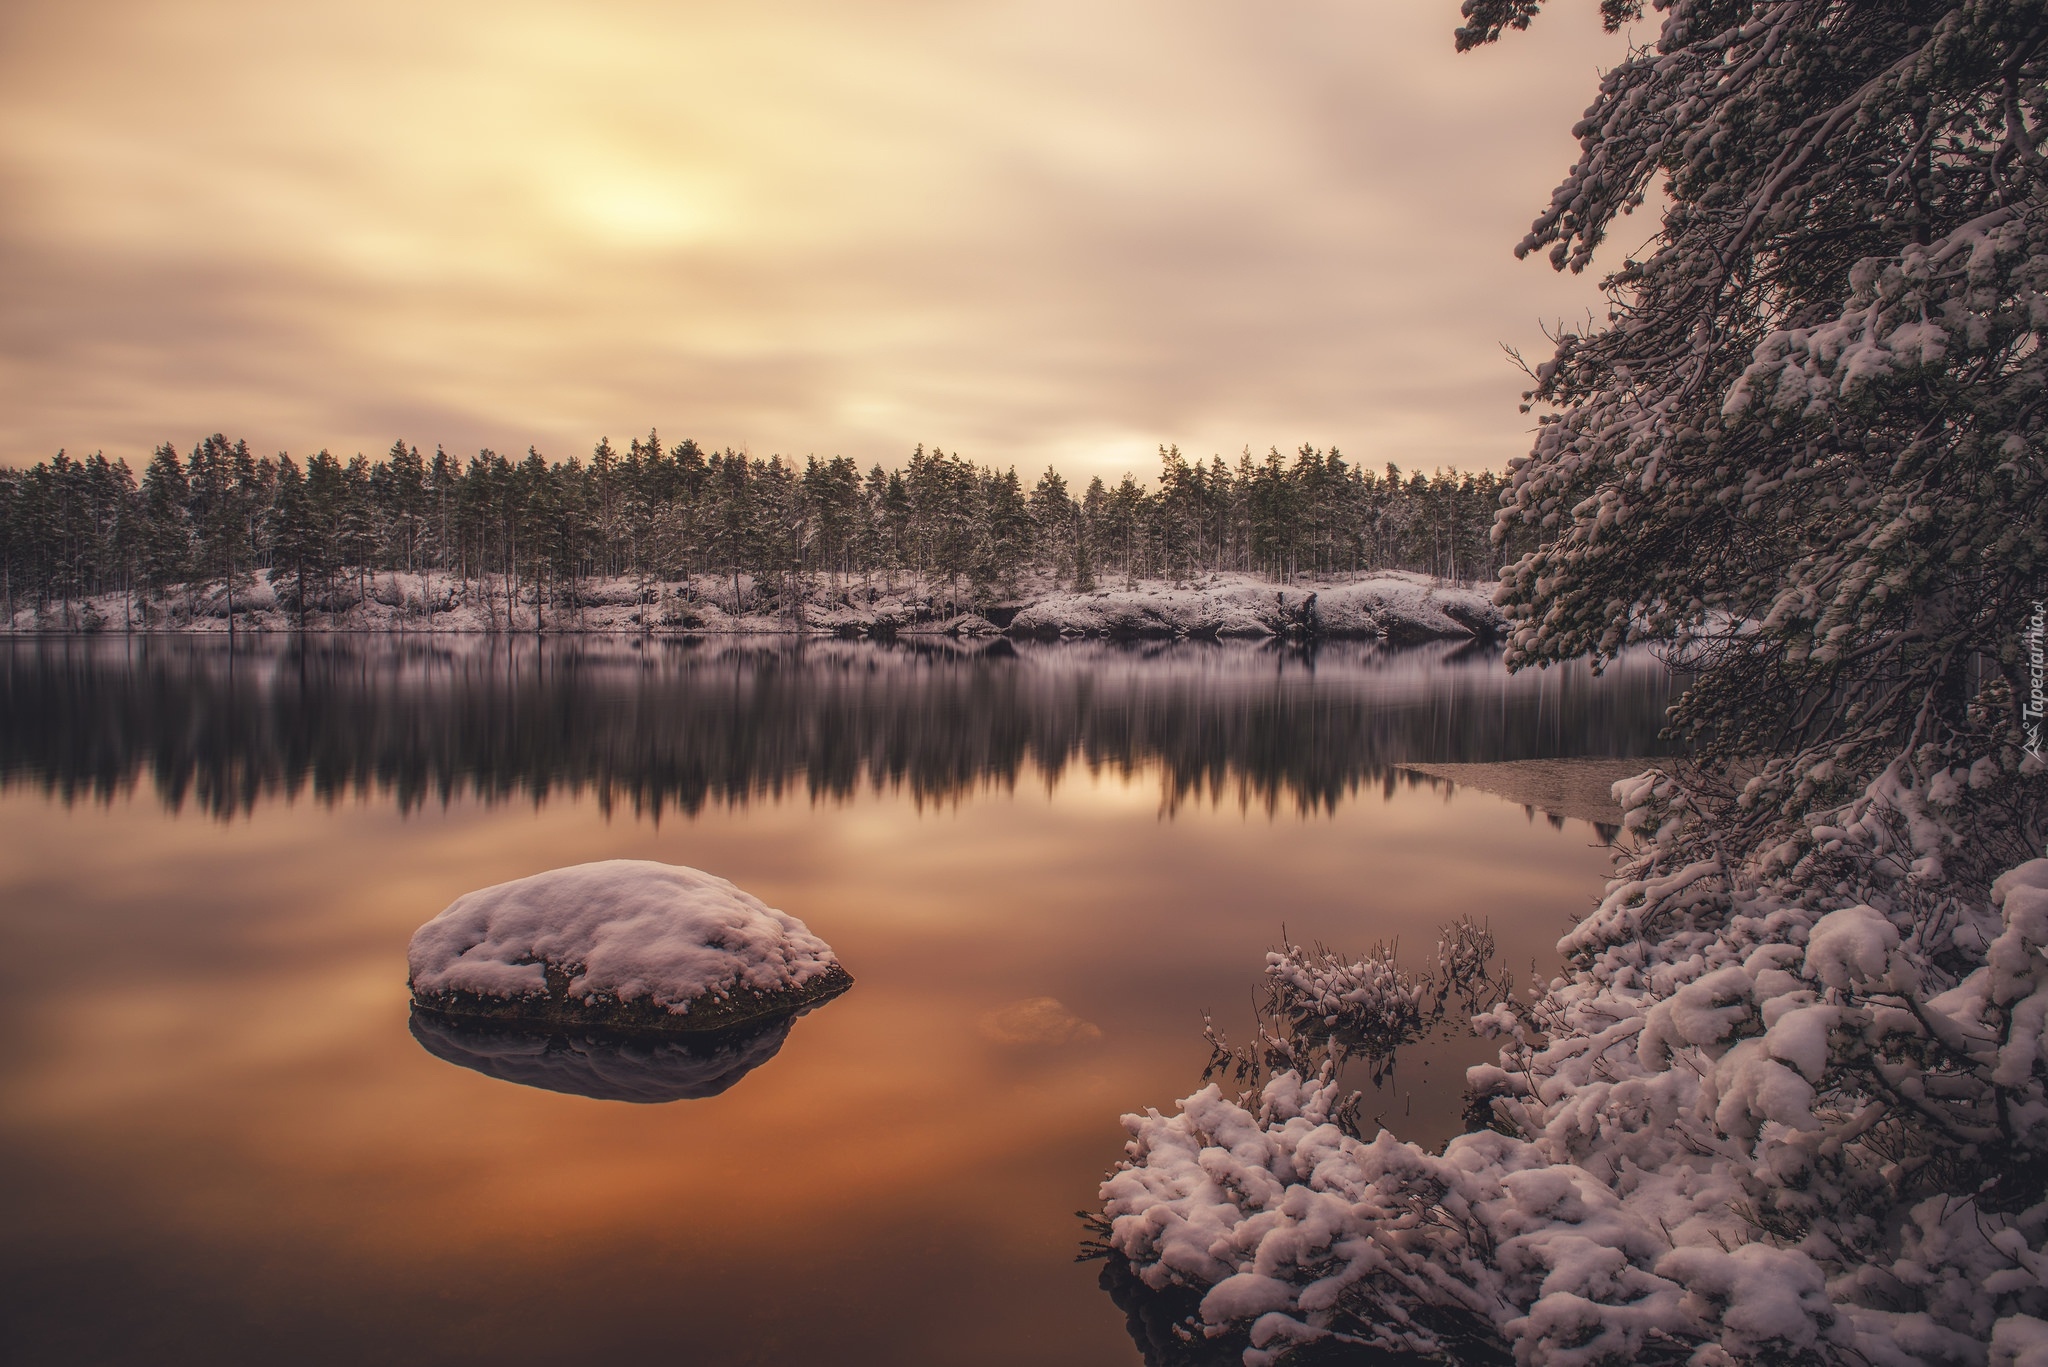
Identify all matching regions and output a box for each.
[0,636,1674,821]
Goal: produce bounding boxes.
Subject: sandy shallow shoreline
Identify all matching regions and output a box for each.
[1398,757,1664,828]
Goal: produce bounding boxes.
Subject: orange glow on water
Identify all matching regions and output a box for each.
[0,761,1610,1363]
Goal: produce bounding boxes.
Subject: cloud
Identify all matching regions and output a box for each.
[0,0,1634,482]
[976,997,1103,1048]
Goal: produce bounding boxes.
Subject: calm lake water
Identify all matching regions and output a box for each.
[0,635,1674,1367]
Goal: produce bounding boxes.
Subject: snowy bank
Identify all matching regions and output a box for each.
[1007,574,1501,642]
[4,569,1501,642]
[408,860,851,1034]
[1098,768,2048,1366]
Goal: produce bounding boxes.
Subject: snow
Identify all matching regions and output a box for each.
[409,1010,793,1103]
[408,860,848,1029]
[1760,1001,1837,1082]
[1994,1316,2048,1367]
[1098,768,2048,1365]
[5,568,1501,642]
[1008,572,1501,642]
[1262,940,1427,1041]
[1803,904,1900,990]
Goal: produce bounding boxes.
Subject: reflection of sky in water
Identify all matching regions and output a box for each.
[0,640,1667,1366]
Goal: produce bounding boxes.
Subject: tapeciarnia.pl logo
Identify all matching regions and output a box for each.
[2027,600,2045,760]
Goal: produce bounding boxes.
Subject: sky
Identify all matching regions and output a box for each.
[0,0,1639,487]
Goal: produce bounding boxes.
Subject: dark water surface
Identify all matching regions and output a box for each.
[0,636,1674,1367]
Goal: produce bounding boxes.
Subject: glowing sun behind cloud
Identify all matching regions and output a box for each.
[0,0,1635,485]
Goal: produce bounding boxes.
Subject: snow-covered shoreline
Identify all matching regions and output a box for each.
[1,569,1503,643]
[1095,769,2048,1367]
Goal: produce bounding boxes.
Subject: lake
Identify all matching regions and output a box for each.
[0,635,1674,1366]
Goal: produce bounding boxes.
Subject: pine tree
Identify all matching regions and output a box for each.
[427,445,459,583]
[1076,476,1107,592]
[186,435,264,633]
[0,464,19,623]
[1028,467,1076,585]
[301,450,348,611]
[1395,0,2048,1355]
[977,466,1031,595]
[137,443,191,613]
[266,455,316,629]
[377,440,428,581]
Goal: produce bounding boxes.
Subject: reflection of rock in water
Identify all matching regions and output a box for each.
[409,1010,795,1103]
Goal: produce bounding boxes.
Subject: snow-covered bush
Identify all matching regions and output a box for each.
[1100,767,2048,1365]
[1264,941,1430,1050]
[1188,922,1509,1134]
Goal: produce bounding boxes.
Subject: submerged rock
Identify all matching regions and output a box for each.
[409,1009,796,1103]
[407,860,852,1034]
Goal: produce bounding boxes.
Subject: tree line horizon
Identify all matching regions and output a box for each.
[0,432,1530,624]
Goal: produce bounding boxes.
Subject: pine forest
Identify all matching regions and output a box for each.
[0,434,1525,624]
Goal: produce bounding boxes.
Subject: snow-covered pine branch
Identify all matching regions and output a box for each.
[1098,2,2048,1362]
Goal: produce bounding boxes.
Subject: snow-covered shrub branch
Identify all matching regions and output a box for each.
[1196,921,1509,1125]
[1100,767,2048,1365]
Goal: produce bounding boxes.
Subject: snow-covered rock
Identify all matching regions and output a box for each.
[902,611,1001,637]
[407,860,851,1033]
[408,1010,795,1103]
